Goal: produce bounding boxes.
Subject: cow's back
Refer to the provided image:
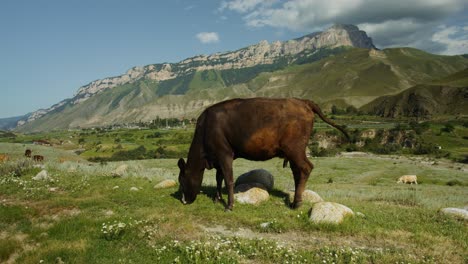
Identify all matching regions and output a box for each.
[201,98,314,161]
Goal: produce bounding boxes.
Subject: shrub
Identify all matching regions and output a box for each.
[457,155,468,164]
[101,221,127,241]
[0,158,35,177]
[440,123,455,133]
[412,141,440,155]
[446,179,463,186]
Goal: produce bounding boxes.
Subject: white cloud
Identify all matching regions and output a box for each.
[219,0,277,13]
[196,32,220,44]
[219,0,468,54]
[432,25,468,55]
[230,0,465,31]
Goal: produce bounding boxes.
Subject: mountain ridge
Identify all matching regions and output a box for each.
[12,25,468,132]
[20,24,374,126]
[360,68,468,118]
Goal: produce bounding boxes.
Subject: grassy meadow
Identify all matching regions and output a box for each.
[0,139,467,263]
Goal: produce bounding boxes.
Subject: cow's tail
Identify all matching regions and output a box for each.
[306,100,350,141]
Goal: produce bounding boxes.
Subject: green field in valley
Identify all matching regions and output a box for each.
[0,140,467,263]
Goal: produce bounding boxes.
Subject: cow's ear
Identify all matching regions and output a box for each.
[177,158,186,171]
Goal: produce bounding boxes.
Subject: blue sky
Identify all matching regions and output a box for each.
[1,0,467,118]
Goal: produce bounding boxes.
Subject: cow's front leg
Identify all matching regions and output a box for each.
[219,156,234,211]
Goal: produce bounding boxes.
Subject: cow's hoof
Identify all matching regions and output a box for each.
[290,201,302,209]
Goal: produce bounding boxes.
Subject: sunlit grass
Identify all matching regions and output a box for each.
[0,143,467,263]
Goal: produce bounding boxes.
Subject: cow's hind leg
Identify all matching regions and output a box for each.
[214,170,224,203]
[289,155,313,209]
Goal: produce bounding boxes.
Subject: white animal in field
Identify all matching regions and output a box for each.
[397,175,418,184]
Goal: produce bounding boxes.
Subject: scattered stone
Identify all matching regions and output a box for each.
[112,186,120,190]
[33,164,45,169]
[356,212,366,218]
[235,169,274,191]
[288,189,324,204]
[309,202,354,224]
[234,187,269,205]
[260,222,271,228]
[130,187,139,192]
[33,170,49,181]
[440,207,468,221]
[234,183,267,193]
[104,210,114,216]
[48,187,59,192]
[64,208,81,217]
[112,164,128,177]
[154,179,177,189]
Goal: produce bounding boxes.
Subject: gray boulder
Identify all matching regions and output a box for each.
[287,189,324,204]
[440,207,468,221]
[235,169,274,191]
[234,183,267,193]
[112,164,128,177]
[154,179,177,189]
[234,187,269,205]
[309,202,354,224]
[33,170,49,181]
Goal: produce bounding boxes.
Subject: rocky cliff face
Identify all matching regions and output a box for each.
[21,24,374,126]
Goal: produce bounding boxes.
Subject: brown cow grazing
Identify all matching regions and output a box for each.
[33,155,44,162]
[0,154,9,162]
[178,97,349,211]
[25,149,32,157]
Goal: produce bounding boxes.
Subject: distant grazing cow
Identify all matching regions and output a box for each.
[25,149,32,157]
[397,175,418,184]
[178,97,349,211]
[0,154,9,162]
[33,155,44,162]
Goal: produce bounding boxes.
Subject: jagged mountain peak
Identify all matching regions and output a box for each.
[18,24,379,129]
[73,24,375,100]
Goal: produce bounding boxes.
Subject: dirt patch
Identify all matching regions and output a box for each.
[199,224,465,263]
[199,224,406,250]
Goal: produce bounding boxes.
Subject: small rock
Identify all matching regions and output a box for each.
[234,183,267,193]
[33,170,49,181]
[112,164,128,177]
[48,187,59,192]
[154,179,177,189]
[234,187,269,205]
[130,187,139,192]
[104,210,114,216]
[440,207,468,221]
[356,212,366,218]
[235,169,274,191]
[260,222,271,228]
[288,189,324,204]
[309,202,354,224]
[112,186,120,190]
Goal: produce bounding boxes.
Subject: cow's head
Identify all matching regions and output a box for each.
[177,158,202,205]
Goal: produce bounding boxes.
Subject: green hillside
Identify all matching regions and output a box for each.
[361,68,468,118]
[17,47,468,132]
